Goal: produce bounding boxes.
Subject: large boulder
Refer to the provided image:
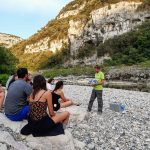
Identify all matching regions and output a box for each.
[59,105,87,122]
[0,113,75,150]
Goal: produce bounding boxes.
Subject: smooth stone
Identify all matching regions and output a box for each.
[0,131,31,150]
[25,130,75,150]
[0,113,75,150]
[0,113,27,133]
[0,143,7,150]
[60,105,87,122]
[87,143,95,150]
[74,139,86,149]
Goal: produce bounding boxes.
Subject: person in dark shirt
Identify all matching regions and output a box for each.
[52,81,81,111]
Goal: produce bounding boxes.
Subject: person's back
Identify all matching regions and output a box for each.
[5,80,32,115]
[4,68,32,121]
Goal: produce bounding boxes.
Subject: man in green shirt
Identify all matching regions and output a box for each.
[87,65,104,114]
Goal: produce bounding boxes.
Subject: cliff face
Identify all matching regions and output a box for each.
[10,0,150,69]
[0,33,22,48]
[69,1,149,55]
[23,1,149,55]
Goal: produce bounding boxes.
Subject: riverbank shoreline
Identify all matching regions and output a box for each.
[0,85,150,149]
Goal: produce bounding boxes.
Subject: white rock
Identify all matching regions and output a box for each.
[0,113,27,133]
[25,130,75,150]
[0,33,22,48]
[0,114,75,150]
[0,143,7,150]
[115,147,120,150]
[0,131,31,150]
[74,139,86,149]
[87,143,95,150]
[60,105,87,122]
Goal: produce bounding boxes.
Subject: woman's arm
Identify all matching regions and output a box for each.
[59,91,69,102]
[46,91,55,116]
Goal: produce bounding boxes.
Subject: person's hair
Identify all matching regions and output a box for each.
[53,81,63,92]
[32,75,47,99]
[17,68,28,78]
[94,65,101,69]
[48,78,54,84]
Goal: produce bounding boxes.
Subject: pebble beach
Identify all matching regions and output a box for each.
[0,85,150,150]
[64,85,150,150]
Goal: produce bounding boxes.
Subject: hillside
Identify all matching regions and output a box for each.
[0,33,22,48]
[10,0,150,70]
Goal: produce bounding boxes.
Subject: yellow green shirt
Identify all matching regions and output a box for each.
[94,71,104,90]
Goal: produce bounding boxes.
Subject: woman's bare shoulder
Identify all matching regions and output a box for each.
[45,90,51,96]
[56,89,63,95]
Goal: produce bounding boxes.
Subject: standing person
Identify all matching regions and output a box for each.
[87,65,105,114]
[4,68,32,121]
[21,75,70,136]
[47,78,55,91]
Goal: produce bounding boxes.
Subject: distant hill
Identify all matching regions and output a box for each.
[0,33,22,48]
[10,0,150,70]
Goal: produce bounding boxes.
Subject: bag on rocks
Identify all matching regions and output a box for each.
[109,102,125,112]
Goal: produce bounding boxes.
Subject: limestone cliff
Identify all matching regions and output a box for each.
[0,33,22,48]
[10,0,150,68]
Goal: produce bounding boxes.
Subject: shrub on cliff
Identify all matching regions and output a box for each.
[46,45,70,67]
[0,46,17,74]
[97,21,150,66]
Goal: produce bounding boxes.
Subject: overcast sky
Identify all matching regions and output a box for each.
[0,0,71,39]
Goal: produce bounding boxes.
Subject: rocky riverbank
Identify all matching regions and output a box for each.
[64,85,150,150]
[52,66,150,92]
[0,85,150,150]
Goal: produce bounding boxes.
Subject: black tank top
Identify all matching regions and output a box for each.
[52,92,61,111]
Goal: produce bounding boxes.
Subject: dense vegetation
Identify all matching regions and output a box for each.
[0,46,17,85]
[137,0,150,10]
[0,46,17,74]
[96,21,150,66]
[18,51,53,71]
[46,44,70,67]
[43,66,95,78]
[77,43,97,59]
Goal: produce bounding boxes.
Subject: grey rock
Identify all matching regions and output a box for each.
[0,143,7,150]
[87,143,95,150]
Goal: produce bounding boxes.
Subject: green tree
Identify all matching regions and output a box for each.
[0,46,18,74]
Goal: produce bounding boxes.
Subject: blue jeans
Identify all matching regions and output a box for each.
[6,106,29,121]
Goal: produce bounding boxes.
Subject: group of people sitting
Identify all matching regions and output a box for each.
[0,68,80,137]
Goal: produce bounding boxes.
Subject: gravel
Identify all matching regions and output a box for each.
[0,85,150,150]
[63,85,150,150]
